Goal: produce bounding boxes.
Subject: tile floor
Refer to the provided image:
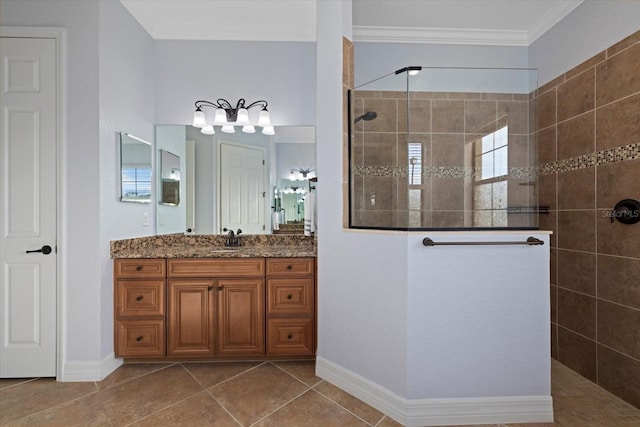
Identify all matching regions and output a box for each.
[1,359,640,426]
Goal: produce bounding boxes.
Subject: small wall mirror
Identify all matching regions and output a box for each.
[119,132,152,203]
[160,149,181,206]
[275,178,310,223]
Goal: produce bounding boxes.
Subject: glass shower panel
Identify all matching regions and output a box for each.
[349,66,538,230]
[350,70,409,228]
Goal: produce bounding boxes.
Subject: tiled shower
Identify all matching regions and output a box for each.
[349,67,539,230]
[346,28,640,412]
[538,29,640,409]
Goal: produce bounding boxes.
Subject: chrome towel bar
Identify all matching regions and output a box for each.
[422,236,544,247]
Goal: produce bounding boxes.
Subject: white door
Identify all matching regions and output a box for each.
[219,143,266,235]
[0,36,57,377]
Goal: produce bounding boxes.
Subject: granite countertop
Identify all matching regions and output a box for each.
[110,234,316,259]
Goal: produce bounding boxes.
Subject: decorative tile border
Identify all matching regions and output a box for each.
[353,165,538,179]
[537,142,640,175]
[352,142,640,180]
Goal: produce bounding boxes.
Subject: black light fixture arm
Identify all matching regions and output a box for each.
[194,99,268,123]
[244,99,268,111]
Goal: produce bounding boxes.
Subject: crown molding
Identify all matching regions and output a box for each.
[527,0,584,44]
[353,25,530,46]
[353,0,584,47]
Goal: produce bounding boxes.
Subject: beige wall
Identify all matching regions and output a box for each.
[537,29,640,408]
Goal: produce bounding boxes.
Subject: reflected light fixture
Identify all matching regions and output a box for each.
[290,168,315,180]
[192,98,273,135]
[395,66,422,76]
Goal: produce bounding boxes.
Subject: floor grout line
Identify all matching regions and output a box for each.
[248,386,313,426]
[4,359,640,426]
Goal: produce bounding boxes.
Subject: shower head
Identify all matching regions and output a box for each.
[354,111,377,123]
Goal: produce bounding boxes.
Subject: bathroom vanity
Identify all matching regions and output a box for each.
[111,234,316,361]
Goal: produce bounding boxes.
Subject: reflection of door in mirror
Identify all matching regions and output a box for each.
[119,132,151,203]
[219,142,266,234]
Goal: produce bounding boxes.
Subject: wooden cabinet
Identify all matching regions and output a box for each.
[266,258,315,356]
[167,258,265,358]
[114,256,315,360]
[217,278,264,356]
[114,259,166,357]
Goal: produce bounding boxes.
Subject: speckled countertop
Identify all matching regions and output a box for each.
[110,234,316,259]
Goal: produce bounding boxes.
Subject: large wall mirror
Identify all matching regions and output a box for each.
[119,132,152,203]
[155,125,315,235]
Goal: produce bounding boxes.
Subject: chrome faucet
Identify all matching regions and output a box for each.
[223,228,243,247]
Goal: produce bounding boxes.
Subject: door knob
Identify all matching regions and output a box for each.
[26,245,52,255]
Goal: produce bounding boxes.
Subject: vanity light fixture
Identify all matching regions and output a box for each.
[290,168,315,180]
[192,98,274,135]
[283,186,306,194]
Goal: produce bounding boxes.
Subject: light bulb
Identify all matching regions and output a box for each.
[201,125,215,135]
[221,125,235,133]
[214,108,227,125]
[258,109,271,127]
[192,108,206,128]
[242,125,255,134]
[262,126,275,135]
[236,108,250,126]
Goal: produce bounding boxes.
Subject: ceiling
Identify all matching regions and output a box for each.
[119,0,584,46]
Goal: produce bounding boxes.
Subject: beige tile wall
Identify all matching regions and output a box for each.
[537,28,640,409]
[350,89,535,228]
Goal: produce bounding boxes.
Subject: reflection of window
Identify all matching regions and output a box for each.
[408,142,422,186]
[476,126,508,180]
[122,166,152,201]
[473,126,508,227]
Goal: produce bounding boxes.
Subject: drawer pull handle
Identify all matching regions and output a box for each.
[136,336,143,342]
[287,334,293,340]
[136,266,143,271]
[287,294,293,300]
[286,265,292,270]
[136,295,143,301]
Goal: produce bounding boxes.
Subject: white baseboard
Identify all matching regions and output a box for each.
[315,356,554,427]
[59,353,122,382]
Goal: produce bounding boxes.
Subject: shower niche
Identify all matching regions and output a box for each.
[348,66,539,230]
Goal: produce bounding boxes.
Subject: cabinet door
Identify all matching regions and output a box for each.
[168,279,215,357]
[217,278,264,356]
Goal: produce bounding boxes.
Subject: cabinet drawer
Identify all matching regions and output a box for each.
[168,258,265,277]
[267,318,314,355]
[266,258,314,276]
[267,278,314,315]
[115,319,165,357]
[114,259,166,279]
[115,280,165,317]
